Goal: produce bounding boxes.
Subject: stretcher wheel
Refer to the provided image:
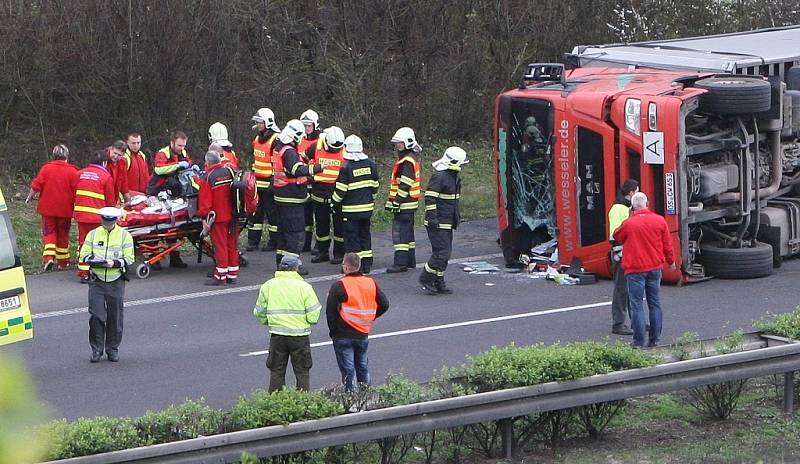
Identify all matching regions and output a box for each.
[136,263,151,279]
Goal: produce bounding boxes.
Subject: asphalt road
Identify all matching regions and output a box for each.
[5,218,800,420]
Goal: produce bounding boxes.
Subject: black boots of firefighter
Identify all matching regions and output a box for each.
[419,270,438,295]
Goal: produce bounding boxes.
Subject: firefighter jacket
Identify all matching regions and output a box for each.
[272,143,320,205]
[424,168,461,230]
[222,147,239,170]
[197,162,235,223]
[79,224,134,282]
[124,149,149,193]
[332,158,379,214]
[151,146,192,190]
[297,131,320,157]
[252,132,278,189]
[253,270,321,336]
[72,164,116,224]
[31,160,78,218]
[105,160,129,203]
[326,273,389,339]
[386,151,421,212]
[305,139,344,200]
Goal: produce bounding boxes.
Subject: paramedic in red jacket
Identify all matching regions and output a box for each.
[124,132,149,194]
[105,140,130,204]
[26,144,78,271]
[198,150,239,285]
[72,150,117,282]
[613,192,676,348]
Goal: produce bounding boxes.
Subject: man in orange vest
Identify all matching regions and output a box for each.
[385,127,422,273]
[123,132,149,194]
[247,108,281,252]
[72,151,116,282]
[305,126,346,264]
[326,252,389,391]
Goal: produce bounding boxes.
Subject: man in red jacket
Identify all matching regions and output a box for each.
[124,132,149,194]
[197,150,239,285]
[27,144,78,271]
[72,151,117,282]
[105,140,130,204]
[614,192,676,348]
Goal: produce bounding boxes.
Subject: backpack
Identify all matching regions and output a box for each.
[229,168,258,218]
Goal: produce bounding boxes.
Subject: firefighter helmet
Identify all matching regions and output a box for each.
[390,127,420,151]
[344,134,363,154]
[279,119,306,144]
[323,126,345,149]
[299,109,320,130]
[251,108,280,132]
[208,122,232,147]
[432,146,469,171]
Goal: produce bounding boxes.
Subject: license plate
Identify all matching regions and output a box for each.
[0,295,21,311]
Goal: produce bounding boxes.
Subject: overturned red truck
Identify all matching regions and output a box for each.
[494,26,800,283]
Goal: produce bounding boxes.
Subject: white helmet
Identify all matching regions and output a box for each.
[208,122,232,147]
[344,134,365,160]
[252,108,280,132]
[299,109,320,130]
[390,127,420,151]
[432,146,469,171]
[279,119,305,144]
[323,126,345,150]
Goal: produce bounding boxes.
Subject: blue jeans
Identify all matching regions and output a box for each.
[333,338,370,391]
[627,269,663,346]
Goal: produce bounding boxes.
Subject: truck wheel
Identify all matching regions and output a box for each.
[694,77,772,114]
[698,241,773,279]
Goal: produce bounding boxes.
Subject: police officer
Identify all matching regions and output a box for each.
[385,127,422,273]
[307,126,346,264]
[419,147,468,295]
[79,207,134,362]
[332,135,380,274]
[247,108,281,252]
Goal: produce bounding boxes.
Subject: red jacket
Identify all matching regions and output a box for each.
[105,160,129,203]
[152,147,192,189]
[124,149,149,193]
[198,163,234,222]
[31,160,78,218]
[71,164,116,224]
[222,148,239,170]
[614,208,675,275]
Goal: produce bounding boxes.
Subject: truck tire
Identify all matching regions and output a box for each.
[698,241,773,279]
[694,77,772,114]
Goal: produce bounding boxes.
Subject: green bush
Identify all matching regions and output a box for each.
[754,307,800,340]
[44,416,143,459]
[230,388,342,430]
[136,399,224,444]
[672,331,701,361]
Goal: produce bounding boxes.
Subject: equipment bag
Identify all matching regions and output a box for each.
[230,168,258,218]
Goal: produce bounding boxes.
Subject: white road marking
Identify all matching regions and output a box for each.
[32,253,503,320]
[238,301,611,357]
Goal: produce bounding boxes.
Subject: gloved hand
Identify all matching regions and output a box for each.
[191,164,201,173]
[177,160,190,169]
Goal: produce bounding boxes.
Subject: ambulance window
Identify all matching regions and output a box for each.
[0,213,19,270]
[576,126,606,246]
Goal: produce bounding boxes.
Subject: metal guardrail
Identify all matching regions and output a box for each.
[47,340,800,464]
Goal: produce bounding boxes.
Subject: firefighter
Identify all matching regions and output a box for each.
[105,140,131,204]
[419,147,469,295]
[26,144,78,271]
[209,122,239,169]
[123,131,149,194]
[80,206,134,363]
[247,108,281,252]
[197,150,240,285]
[306,126,346,264]
[147,130,193,269]
[272,119,324,274]
[332,134,380,274]
[385,127,422,274]
[298,109,321,252]
[72,150,116,283]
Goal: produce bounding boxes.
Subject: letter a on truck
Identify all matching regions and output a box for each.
[495,26,800,284]
[0,187,33,345]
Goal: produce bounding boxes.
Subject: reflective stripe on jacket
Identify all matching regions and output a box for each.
[253,270,321,336]
[387,153,421,210]
[72,164,116,223]
[339,275,378,334]
[310,139,344,184]
[124,150,150,193]
[423,168,461,229]
[252,133,277,187]
[332,158,380,213]
[79,224,134,282]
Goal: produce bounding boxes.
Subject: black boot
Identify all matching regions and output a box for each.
[302,232,313,252]
[419,271,438,295]
[435,278,453,294]
[170,253,188,268]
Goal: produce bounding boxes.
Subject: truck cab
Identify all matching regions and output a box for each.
[0,188,33,345]
[495,26,800,283]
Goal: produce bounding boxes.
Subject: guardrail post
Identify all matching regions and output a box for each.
[784,371,795,417]
[500,418,514,459]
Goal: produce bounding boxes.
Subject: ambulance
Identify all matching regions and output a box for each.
[0,187,33,345]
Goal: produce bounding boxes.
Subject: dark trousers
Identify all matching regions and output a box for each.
[343,212,373,270]
[247,188,278,247]
[88,278,125,355]
[391,212,416,268]
[421,227,453,284]
[304,199,314,250]
[266,334,312,391]
[611,258,630,329]
[333,337,369,391]
[313,197,344,258]
[275,202,305,267]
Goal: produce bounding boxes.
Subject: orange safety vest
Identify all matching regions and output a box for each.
[339,275,378,334]
[272,145,309,188]
[312,139,344,184]
[387,155,421,201]
[252,133,277,181]
[298,136,318,159]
